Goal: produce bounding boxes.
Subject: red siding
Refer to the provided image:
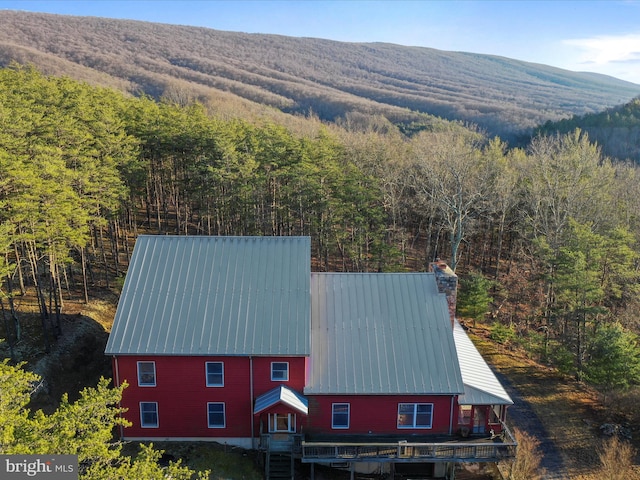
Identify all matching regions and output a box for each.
[114,355,306,439]
[251,357,306,393]
[306,395,455,436]
[114,356,461,439]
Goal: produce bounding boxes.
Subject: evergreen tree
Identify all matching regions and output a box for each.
[457,270,494,326]
[584,323,640,396]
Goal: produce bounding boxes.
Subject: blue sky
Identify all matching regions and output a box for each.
[2,0,640,84]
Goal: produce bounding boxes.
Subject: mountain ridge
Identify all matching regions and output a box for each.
[1,10,639,140]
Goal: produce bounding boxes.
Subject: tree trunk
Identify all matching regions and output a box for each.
[81,246,89,304]
[0,296,16,362]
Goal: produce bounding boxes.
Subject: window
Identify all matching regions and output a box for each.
[397,403,433,429]
[137,361,156,386]
[332,403,350,429]
[206,362,224,387]
[271,362,289,381]
[207,402,225,428]
[268,413,295,433]
[140,402,158,428]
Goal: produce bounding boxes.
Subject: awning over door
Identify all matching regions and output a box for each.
[254,385,309,415]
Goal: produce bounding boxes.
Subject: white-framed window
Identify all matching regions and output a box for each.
[140,402,159,428]
[332,403,350,429]
[205,362,224,387]
[397,403,433,429]
[137,361,156,386]
[207,402,225,428]
[268,413,296,433]
[271,362,289,381]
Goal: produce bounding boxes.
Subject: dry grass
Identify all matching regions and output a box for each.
[468,323,640,479]
[503,428,546,480]
[71,298,118,332]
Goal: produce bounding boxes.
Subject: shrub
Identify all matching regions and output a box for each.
[490,322,515,346]
[596,435,636,480]
[505,428,546,480]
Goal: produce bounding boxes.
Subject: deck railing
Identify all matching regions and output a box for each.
[301,439,516,463]
[301,422,517,464]
[302,442,515,463]
[260,421,518,463]
[260,433,304,453]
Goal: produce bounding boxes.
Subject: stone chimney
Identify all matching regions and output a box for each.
[430,260,458,327]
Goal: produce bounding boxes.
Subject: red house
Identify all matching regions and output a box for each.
[105,236,514,479]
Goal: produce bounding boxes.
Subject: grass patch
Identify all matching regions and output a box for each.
[127,442,263,480]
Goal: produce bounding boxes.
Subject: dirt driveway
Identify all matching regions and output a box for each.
[495,370,569,479]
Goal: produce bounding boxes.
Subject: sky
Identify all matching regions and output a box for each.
[2,0,640,84]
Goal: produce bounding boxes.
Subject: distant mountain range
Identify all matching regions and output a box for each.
[1,10,639,142]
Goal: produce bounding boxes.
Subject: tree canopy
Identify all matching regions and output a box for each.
[1,64,640,397]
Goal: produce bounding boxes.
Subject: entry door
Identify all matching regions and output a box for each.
[473,407,486,434]
[268,413,296,433]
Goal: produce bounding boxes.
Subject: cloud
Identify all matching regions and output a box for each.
[564,33,640,66]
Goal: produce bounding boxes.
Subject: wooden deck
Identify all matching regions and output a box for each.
[261,424,517,464]
[301,438,516,463]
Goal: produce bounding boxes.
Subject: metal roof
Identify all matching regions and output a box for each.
[254,386,309,415]
[305,273,465,395]
[105,235,311,356]
[453,320,513,405]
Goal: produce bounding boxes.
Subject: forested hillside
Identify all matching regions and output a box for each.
[2,66,640,407]
[537,97,640,163]
[1,10,640,143]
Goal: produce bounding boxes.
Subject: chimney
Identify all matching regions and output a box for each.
[430,260,458,328]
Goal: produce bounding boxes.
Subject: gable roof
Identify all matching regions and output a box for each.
[453,320,513,405]
[305,273,465,395]
[105,235,311,356]
[254,386,309,415]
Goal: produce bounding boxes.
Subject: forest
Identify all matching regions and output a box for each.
[537,97,640,163]
[2,63,640,392]
[1,65,640,477]
[2,10,640,144]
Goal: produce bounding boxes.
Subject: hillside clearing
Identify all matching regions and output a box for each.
[468,323,640,479]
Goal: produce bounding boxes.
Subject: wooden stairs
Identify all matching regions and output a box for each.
[265,452,294,480]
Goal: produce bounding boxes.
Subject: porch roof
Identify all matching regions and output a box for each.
[453,320,513,406]
[254,385,309,415]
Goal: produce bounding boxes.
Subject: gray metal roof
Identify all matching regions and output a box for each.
[453,320,513,405]
[105,235,310,356]
[305,273,465,395]
[254,386,309,415]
